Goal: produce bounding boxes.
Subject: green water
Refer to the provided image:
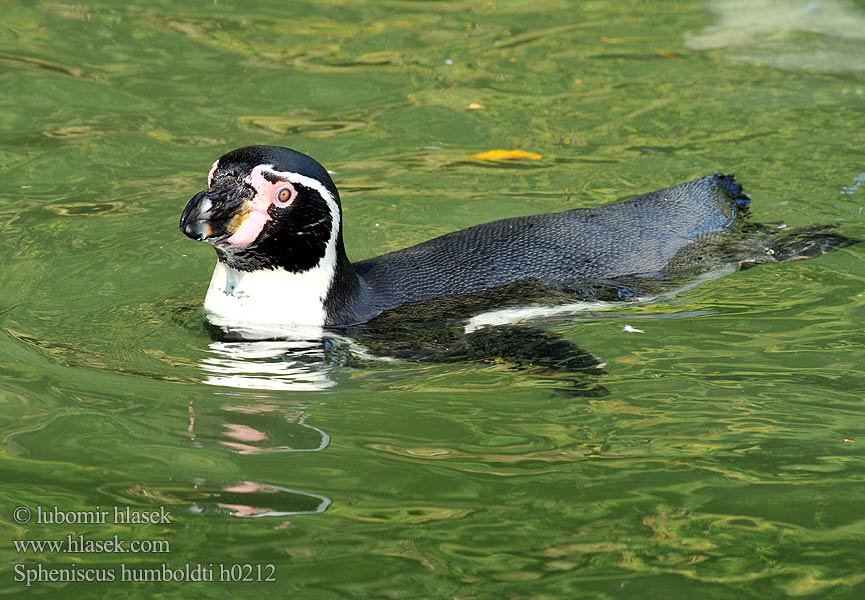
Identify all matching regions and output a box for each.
[2,0,865,597]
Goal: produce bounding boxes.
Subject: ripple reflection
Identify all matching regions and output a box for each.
[201,340,336,391]
[122,480,331,518]
[187,401,330,455]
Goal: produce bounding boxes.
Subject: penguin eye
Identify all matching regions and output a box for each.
[273,184,297,208]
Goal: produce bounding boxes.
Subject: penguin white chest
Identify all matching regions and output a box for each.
[204,261,332,329]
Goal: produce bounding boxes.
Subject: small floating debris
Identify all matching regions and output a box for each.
[623,324,645,334]
[471,149,543,161]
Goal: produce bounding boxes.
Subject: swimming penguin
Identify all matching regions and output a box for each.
[180,145,857,350]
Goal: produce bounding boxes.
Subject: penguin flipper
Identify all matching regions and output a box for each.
[456,324,603,374]
[460,324,608,397]
[346,319,606,396]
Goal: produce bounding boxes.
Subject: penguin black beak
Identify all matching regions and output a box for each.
[180,189,220,241]
[180,182,251,243]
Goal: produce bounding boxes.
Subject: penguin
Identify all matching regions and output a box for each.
[180,145,857,352]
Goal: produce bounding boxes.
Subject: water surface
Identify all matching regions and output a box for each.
[1,0,865,597]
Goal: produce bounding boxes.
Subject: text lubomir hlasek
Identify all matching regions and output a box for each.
[34,506,171,525]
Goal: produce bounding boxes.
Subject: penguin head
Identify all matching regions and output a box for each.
[180,146,342,273]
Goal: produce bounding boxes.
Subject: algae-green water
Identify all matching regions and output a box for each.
[2,1,865,598]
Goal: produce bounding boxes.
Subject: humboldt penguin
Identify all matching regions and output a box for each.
[179,145,856,382]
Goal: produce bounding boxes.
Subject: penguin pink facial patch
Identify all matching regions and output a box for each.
[226,166,285,247]
[226,211,270,247]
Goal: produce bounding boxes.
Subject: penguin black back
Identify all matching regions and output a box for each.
[345,174,750,324]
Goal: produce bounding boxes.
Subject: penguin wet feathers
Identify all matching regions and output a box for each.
[180,145,859,374]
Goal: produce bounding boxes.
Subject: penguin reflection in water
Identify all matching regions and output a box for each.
[180,146,857,393]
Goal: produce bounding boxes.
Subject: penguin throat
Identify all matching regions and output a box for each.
[204,241,339,331]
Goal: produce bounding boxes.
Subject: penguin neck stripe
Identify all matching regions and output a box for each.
[260,166,341,299]
[206,159,219,187]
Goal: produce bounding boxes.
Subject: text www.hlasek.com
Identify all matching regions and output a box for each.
[14,535,170,554]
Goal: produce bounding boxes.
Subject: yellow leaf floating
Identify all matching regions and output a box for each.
[471,149,543,161]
